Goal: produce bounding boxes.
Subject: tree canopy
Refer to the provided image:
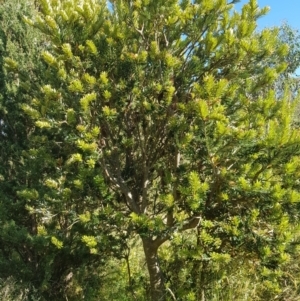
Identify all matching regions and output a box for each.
[2,0,300,300]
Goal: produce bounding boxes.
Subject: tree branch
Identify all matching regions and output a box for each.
[152,215,202,249]
[101,157,140,214]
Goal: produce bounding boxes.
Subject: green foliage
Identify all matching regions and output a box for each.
[2,0,300,300]
[0,1,123,300]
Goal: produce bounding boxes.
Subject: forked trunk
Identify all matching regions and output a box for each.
[142,238,166,301]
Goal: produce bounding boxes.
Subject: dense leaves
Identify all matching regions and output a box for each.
[2,0,300,300]
[0,1,123,300]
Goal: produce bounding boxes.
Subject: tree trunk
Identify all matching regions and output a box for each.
[142,238,166,301]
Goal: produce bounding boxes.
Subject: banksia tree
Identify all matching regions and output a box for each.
[4,0,300,300]
[0,1,121,300]
[0,0,47,297]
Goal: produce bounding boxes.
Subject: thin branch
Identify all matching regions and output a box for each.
[101,157,140,214]
[166,287,177,301]
[135,22,145,40]
[141,166,150,213]
[153,216,202,249]
[163,31,169,47]
[181,216,201,231]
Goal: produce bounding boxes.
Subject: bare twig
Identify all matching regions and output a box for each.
[166,287,177,301]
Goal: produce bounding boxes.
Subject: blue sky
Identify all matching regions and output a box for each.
[235,0,300,31]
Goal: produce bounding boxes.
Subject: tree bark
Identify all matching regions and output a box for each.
[142,237,166,301]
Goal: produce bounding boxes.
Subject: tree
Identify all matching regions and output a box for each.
[0,1,125,300]
[278,23,300,76]
[0,0,47,295]
[4,0,300,300]
[271,23,300,100]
